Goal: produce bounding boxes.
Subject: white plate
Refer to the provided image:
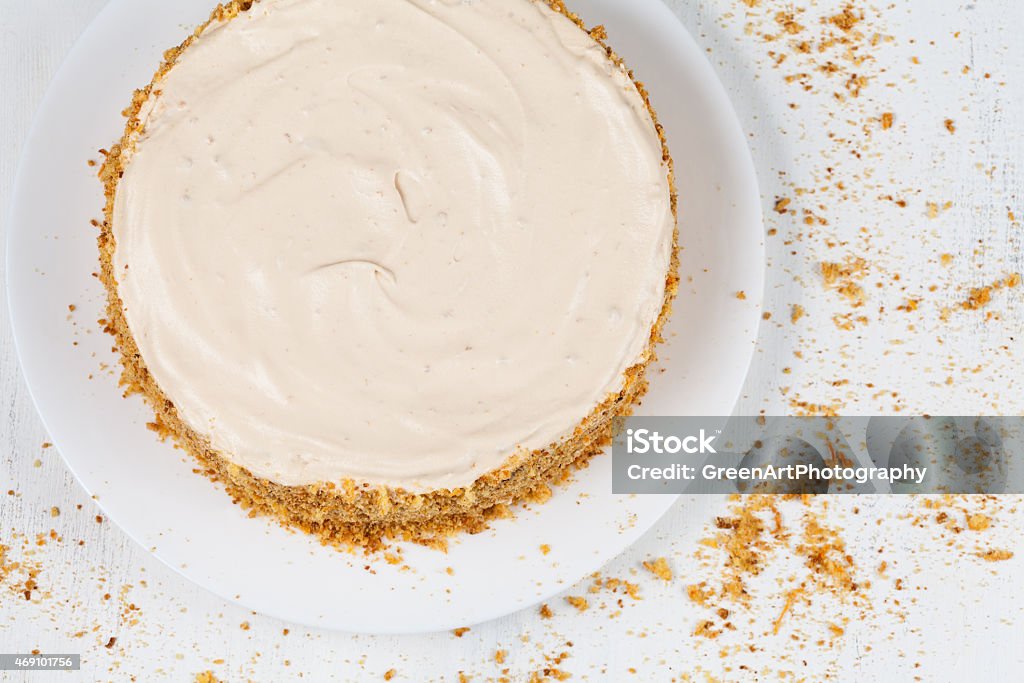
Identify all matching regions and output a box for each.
[6,0,764,633]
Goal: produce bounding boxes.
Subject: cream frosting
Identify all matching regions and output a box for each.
[113,0,674,491]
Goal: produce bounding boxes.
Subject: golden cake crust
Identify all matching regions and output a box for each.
[97,0,680,551]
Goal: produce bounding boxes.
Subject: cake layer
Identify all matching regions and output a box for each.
[112,0,674,491]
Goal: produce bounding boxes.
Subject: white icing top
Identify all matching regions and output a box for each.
[113,0,674,490]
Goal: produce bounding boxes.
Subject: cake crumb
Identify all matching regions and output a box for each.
[565,596,589,612]
[820,258,868,307]
[962,286,993,310]
[539,544,551,555]
[979,549,1013,562]
[686,582,712,606]
[383,669,396,681]
[772,587,804,635]
[897,298,922,312]
[967,514,990,531]
[539,603,553,618]
[642,557,673,581]
[693,619,720,639]
[452,627,470,638]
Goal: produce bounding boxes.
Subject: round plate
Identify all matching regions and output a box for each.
[7,0,764,633]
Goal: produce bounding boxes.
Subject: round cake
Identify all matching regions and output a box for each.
[98,0,678,548]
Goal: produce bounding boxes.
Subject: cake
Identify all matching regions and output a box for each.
[98,0,678,549]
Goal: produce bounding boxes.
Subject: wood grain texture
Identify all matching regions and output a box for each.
[1,0,1022,681]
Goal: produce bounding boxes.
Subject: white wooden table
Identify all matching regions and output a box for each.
[2,1,1021,680]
